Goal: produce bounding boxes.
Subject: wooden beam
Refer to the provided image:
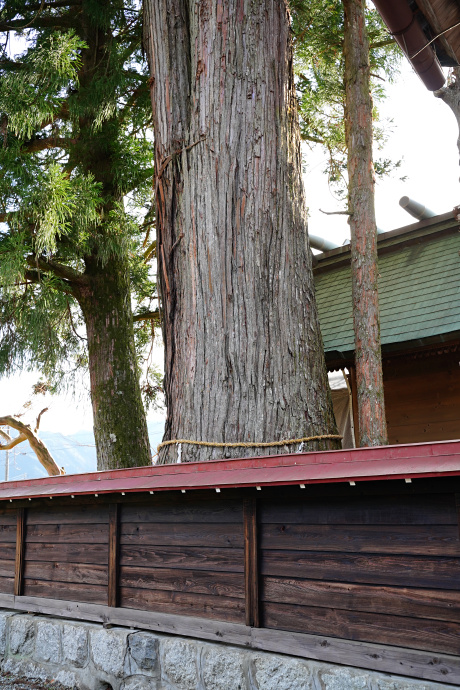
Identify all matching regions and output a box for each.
[14,508,26,597]
[243,497,259,627]
[108,503,120,608]
[0,594,459,685]
[456,494,460,540]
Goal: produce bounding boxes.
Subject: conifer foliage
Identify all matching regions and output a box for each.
[291,0,400,197]
[0,0,158,469]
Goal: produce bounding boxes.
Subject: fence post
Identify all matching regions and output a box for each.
[243,496,259,628]
[14,507,26,597]
[108,503,120,608]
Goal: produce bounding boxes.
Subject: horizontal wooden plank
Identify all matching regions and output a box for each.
[260,524,460,556]
[262,602,460,656]
[260,550,460,589]
[27,506,110,525]
[121,500,243,524]
[0,512,18,525]
[388,421,460,446]
[120,545,244,572]
[120,566,244,599]
[0,559,16,578]
[26,523,109,544]
[0,576,14,594]
[2,594,459,685]
[259,494,458,525]
[0,524,18,543]
[24,579,107,605]
[120,587,245,623]
[120,523,243,548]
[25,561,107,586]
[252,626,460,685]
[261,577,460,623]
[25,542,108,565]
[0,543,16,560]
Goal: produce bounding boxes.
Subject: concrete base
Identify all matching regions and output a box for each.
[0,609,456,690]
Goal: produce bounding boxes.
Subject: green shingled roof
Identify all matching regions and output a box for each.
[314,228,460,357]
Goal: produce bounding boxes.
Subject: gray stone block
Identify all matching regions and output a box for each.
[34,619,61,663]
[9,615,35,656]
[121,675,158,690]
[320,667,371,690]
[0,610,16,657]
[202,647,247,690]
[55,669,82,688]
[128,632,159,673]
[63,623,89,668]
[90,627,130,678]
[161,639,198,690]
[253,654,313,690]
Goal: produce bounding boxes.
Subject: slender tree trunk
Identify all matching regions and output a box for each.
[435,67,460,165]
[144,0,338,464]
[77,255,151,470]
[343,0,388,446]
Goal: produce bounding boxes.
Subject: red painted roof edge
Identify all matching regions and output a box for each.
[0,439,459,501]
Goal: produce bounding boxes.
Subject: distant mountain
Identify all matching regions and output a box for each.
[0,420,165,481]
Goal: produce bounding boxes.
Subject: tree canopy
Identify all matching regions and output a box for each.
[291,0,401,198]
[0,0,159,468]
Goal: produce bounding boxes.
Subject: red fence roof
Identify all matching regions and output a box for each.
[0,439,460,501]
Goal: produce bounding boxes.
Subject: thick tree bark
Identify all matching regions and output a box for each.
[77,255,151,470]
[144,0,338,464]
[435,68,460,165]
[343,0,388,446]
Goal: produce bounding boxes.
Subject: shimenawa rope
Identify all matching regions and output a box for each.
[157,434,342,455]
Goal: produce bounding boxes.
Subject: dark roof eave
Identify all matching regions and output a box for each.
[314,210,459,274]
[325,331,460,370]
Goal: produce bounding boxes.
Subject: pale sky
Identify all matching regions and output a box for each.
[0,60,458,435]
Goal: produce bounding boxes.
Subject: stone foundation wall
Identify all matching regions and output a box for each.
[0,609,456,690]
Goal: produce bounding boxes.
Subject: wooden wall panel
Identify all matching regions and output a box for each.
[23,504,109,605]
[259,491,460,655]
[384,351,460,444]
[119,497,245,623]
[0,509,17,595]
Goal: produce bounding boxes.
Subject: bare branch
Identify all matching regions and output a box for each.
[133,309,160,323]
[143,239,157,261]
[0,415,64,476]
[319,208,352,216]
[26,255,87,285]
[34,407,48,433]
[22,136,74,154]
[0,428,11,442]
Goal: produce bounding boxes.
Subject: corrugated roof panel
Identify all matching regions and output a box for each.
[315,231,460,354]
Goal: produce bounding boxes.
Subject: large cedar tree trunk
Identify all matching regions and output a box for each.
[144,0,338,464]
[343,0,388,446]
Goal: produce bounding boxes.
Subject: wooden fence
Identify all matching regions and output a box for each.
[0,445,459,684]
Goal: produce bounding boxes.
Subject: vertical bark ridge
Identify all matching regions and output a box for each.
[145,0,338,463]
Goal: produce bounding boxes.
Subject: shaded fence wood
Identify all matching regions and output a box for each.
[0,479,459,682]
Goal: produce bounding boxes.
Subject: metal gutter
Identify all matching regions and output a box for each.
[0,440,459,500]
[371,0,445,91]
